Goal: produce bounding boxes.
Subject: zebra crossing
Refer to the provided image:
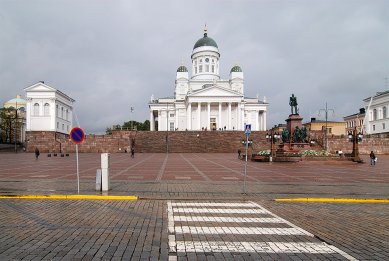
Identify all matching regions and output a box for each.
[167,201,357,260]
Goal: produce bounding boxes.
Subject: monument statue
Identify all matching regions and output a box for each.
[293,126,301,143]
[289,94,299,115]
[281,128,289,143]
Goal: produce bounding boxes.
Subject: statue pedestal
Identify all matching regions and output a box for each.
[286,114,303,132]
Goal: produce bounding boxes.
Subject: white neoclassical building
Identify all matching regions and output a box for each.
[364,90,389,134]
[149,27,268,131]
[24,81,75,135]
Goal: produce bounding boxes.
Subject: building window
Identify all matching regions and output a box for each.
[195,67,197,74]
[199,65,202,73]
[169,122,174,131]
[44,103,50,116]
[170,113,174,117]
[33,103,39,116]
[57,122,59,129]
[205,65,209,72]
[373,125,375,131]
[66,109,69,120]
[212,65,214,73]
[373,109,377,121]
[61,107,64,118]
[383,123,386,130]
[56,105,59,116]
[383,107,387,119]
[205,58,209,62]
[62,124,64,130]
[67,125,69,132]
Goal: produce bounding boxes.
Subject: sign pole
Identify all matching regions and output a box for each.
[244,134,248,194]
[76,144,80,194]
[243,123,251,195]
[70,127,85,195]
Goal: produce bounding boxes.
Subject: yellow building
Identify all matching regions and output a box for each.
[304,118,346,136]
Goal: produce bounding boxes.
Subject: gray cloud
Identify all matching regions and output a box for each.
[1,0,388,133]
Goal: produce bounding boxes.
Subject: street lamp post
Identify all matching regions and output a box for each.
[130,107,134,130]
[318,102,335,151]
[14,102,19,153]
[348,127,363,163]
[166,103,169,153]
[266,126,280,162]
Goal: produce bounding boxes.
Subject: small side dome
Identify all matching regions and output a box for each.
[230,65,242,73]
[177,65,188,72]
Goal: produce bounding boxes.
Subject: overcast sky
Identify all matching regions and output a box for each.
[1,0,388,134]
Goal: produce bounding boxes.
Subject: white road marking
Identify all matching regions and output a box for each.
[172,207,269,214]
[174,216,284,223]
[175,241,340,254]
[175,226,311,235]
[171,202,257,207]
[167,201,357,260]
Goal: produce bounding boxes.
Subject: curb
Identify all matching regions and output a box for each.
[275,198,389,203]
[0,194,138,200]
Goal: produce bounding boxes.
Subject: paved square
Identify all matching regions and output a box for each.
[0,153,388,260]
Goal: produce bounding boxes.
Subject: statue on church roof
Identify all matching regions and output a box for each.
[289,94,299,115]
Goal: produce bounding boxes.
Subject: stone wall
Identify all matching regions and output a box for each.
[25,130,389,154]
[326,133,389,155]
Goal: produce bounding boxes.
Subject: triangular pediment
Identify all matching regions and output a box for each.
[24,82,57,92]
[189,85,241,97]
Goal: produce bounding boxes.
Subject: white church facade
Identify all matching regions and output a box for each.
[149,28,268,131]
[25,81,75,135]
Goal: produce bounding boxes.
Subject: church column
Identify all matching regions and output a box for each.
[263,111,267,131]
[150,110,155,131]
[256,110,259,131]
[207,102,211,130]
[218,102,222,130]
[236,102,241,130]
[259,112,263,131]
[187,103,192,130]
[198,102,201,130]
[241,106,245,130]
[228,102,232,130]
[175,109,178,131]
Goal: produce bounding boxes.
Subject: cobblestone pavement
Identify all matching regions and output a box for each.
[0,153,388,260]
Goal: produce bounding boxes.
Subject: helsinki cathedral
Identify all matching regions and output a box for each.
[149,26,268,131]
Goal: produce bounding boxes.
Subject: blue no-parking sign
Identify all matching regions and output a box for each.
[70,127,85,144]
[244,124,251,136]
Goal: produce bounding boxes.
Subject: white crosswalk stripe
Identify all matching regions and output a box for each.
[172,207,269,214]
[167,201,357,260]
[175,226,311,235]
[173,216,284,223]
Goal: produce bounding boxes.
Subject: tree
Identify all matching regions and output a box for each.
[105,120,151,134]
[0,108,17,143]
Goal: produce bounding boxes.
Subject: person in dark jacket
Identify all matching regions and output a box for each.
[35,147,40,160]
[370,151,376,166]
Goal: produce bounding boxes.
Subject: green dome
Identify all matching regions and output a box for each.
[193,33,218,49]
[177,65,188,72]
[230,65,242,72]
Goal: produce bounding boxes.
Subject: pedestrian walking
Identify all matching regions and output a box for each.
[238,149,241,159]
[131,147,135,158]
[35,147,40,160]
[370,151,376,166]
